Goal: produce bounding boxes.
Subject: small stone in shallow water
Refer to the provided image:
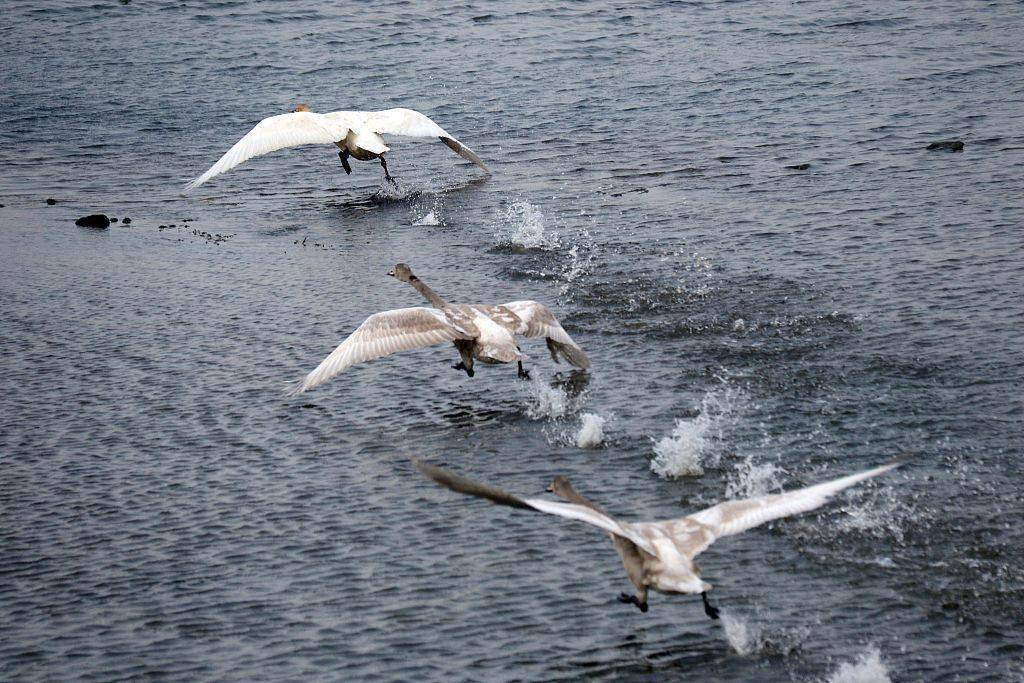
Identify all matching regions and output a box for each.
[122,217,131,224]
[927,140,964,152]
[786,163,811,170]
[46,198,57,205]
[110,217,118,222]
[75,214,110,229]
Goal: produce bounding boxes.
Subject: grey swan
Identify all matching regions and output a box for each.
[416,456,908,618]
[289,264,590,395]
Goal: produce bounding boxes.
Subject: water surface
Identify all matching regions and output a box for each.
[2,1,1023,680]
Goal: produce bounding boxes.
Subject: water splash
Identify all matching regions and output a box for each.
[650,385,743,478]
[494,200,560,250]
[525,380,571,420]
[557,231,597,295]
[413,210,440,226]
[575,413,606,448]
[726,455,783,499]
[825,647,891,683]
[722,613,762,656]
[719,611,806,658]
[834,489,910,544]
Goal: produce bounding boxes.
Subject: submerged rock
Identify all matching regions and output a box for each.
[122,217,132,224]
[927,140,964,152]
[786,163,811,170]
[75,214,111,229]
[46,198,57,205]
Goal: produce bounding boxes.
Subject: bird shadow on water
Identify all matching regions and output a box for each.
[321,175,491,215]
[554,628,729,679]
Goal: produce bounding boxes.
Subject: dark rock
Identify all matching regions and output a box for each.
[46,198,57,205]
[941,601,960,611]
[786,163,811,170]
[0,204,4,208]
[122,217,132,224]
[110,217,119,222]
[75,214,111,229]
[927,140,964,152]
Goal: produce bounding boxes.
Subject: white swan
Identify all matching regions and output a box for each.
[185,104,489,191]
[289,264,589,395]
[416,456,908,617]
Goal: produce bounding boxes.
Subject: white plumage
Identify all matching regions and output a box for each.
[185,106,489,191]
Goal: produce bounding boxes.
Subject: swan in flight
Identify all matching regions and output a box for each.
[415,456,908,617]
[289,264,590,395]
[184,104,490,191]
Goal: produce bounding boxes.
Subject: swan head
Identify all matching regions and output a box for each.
[546,476,575,497]
[387,263,414,282]
[293,103,311,113]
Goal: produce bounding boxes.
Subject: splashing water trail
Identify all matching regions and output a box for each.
[722,613,763,657]
[650,384,743,478]
[825,647,892,683]
[726,455,784,499]
[575,413,606,448]
[494,200,560,250]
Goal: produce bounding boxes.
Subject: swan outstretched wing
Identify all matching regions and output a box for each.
[185,112,349,191]
[364,108,490,173]
[501,300,591,369]
[672,457,909,558]
[289,308,473,395]
[415,461,657,555]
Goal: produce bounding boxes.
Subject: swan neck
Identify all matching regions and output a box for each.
[409,275,446,308]
[557,485,604,513]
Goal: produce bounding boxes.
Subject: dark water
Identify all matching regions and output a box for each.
[2,1,1023,680]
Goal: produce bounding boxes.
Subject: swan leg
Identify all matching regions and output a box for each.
[338,149,352,175]
[617,592,649,613]
[379,155,397,186]
[517,360,531,380]
[450,361,475,378]
[452,341,475,377]
[701,592,720,620]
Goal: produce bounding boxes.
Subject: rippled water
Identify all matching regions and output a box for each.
[2,1,1023,680]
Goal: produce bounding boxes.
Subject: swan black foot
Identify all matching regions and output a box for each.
[451,362,474,378]
[617,593,648,613]
[338,150,352,175]
[517,361,531,380]
[701,592,720,620]
[380,156,397,187]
